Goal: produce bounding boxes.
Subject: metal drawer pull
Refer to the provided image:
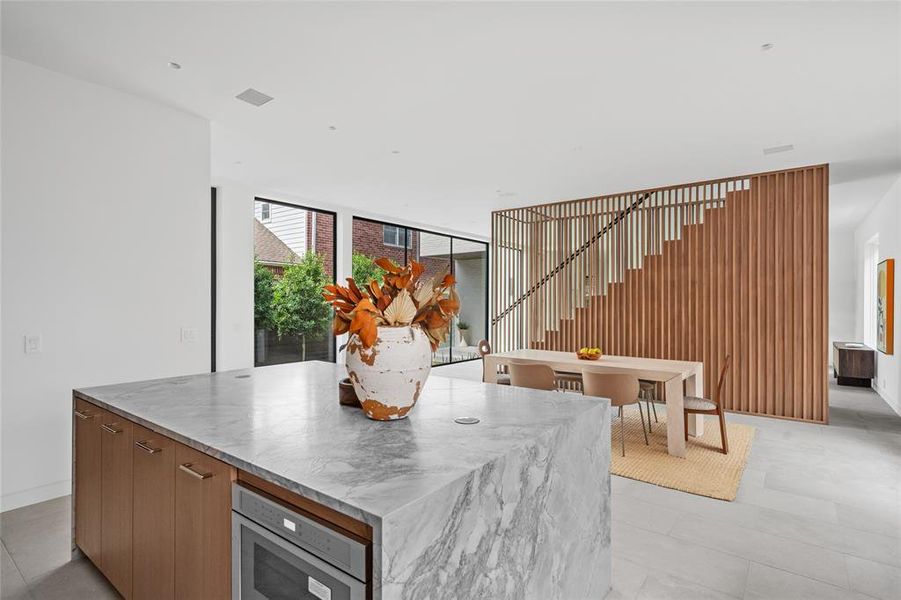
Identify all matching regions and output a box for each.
[74,409,94,420]
[179,463,212,480]
[101,424,123,434]
[135,440,161,454]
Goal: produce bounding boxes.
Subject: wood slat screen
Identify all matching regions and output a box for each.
[490,164,829,422]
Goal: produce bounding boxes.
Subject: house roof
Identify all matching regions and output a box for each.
[254,219,297,265]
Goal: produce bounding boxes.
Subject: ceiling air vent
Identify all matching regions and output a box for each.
[763,144,794,155]
[235,88,274,107]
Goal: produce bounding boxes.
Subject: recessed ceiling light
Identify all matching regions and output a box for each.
[233,160,243,165]
[763,144,794,155]
[328,125,337,131]
[760,43,774,51]
[391,150,400,154]
[236,88,274,107]
[168,61,182,70]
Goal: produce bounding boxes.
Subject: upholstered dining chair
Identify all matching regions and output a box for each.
[683,355,732,454]
[477,339,510,385]
[508,362,558,391]
[582,372,648,457]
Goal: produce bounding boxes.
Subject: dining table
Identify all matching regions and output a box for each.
[483,349,705,458]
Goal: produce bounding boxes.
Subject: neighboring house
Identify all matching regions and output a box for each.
[353,219,487,345]
[255,201,307,256]
[353,220,448,276]
[254,218,298,277]
[255,201,335,279]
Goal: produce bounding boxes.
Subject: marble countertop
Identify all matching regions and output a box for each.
[75,361,607,525]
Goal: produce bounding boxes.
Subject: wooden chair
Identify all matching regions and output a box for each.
[508,362,558,391]
[477,339,510,385]
[582,372,648,457]
[683,355,731,454]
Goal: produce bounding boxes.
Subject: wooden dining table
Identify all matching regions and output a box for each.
[483,349,705,458]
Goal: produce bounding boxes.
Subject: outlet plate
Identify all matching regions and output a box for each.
[24,334,42,354]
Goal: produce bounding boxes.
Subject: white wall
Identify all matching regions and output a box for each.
[829,228,857,357]
[215,182,255,371]
[854,175,901,415]
[0,57,212,510]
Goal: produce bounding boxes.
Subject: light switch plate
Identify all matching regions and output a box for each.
[180,327,199,343]
[24,334,42,354]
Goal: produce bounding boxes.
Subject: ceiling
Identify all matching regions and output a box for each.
[3,1,899,236]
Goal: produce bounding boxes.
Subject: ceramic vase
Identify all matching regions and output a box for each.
[345,325,431,420]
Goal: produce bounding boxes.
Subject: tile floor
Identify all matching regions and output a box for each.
[1,374,899,600]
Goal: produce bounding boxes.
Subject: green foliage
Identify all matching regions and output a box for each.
[272,253,332,355]
[352,251,386,286]
[457,320,470,330]
[254,259,276,330]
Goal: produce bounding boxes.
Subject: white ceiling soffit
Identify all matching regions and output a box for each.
[2,1,899,235]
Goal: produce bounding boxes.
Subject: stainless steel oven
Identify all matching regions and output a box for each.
[232,483,368,600]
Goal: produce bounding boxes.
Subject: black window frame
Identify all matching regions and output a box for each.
[254,196,339,364]
[352,216,489,365]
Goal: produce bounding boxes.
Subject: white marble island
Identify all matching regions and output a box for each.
[74,361,612,599]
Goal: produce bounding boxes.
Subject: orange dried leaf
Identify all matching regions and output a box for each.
[438,297,460,315]
[375,257,401,273]
[359,317,378,347]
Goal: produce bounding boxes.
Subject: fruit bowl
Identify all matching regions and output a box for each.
[576,347,602,361]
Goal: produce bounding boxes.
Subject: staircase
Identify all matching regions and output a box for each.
[490,164,830,422]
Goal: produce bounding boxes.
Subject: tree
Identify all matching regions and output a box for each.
[352,251,387,286]
[254,259,276,331]
[273,252,332,361]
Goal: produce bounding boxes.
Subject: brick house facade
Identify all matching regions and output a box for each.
[352,219,450,281]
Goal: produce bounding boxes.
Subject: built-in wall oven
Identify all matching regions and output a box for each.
[232,483,369,600]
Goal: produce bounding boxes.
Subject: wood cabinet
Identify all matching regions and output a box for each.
[73,398,102,564]
[99,409,134,598]
[74,398,235,600]
[132,423,175,600]
[833,342,876,387]
[174,444,233,600]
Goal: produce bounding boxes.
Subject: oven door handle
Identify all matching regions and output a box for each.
[231,512,366,600]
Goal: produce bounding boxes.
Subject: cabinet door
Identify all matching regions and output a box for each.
[174,443,233,600]
[73,398,102,564]
[99,409,133,598]
[132,424,175,600]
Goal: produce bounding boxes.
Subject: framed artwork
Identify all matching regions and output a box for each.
[877,258,894,355]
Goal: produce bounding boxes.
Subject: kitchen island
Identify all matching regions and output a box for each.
[73,361,611,599]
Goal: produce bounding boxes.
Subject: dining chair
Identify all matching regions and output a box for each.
[477,339,510,385]
[639,380,658,431]
[582,372,648,457]
[508,362,558,391]
[683,355,731,454]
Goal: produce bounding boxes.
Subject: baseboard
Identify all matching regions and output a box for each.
[872,382,901,417]
[0,479,70,512]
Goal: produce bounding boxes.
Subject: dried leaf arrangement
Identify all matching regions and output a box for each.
[322,258,460,350]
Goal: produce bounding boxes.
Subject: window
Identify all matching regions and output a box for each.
[254,198,337,366]
[863,235,880,348]
[383,224,410,248]
[353,217,488,365]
